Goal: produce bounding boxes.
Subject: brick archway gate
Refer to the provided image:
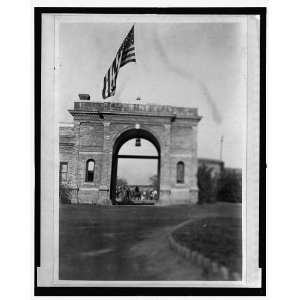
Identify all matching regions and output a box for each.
[110,128,161,204]
[60,100,201,205]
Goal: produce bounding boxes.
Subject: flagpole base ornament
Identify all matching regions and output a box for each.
[78,94,90,100]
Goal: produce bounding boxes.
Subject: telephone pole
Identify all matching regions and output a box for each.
[219,135,224,161]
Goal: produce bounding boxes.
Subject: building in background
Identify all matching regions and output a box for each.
[224,167,242,176]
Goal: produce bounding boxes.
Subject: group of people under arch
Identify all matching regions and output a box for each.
[115,185,158,204]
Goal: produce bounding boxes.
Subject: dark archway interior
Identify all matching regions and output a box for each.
[110,129,161,204]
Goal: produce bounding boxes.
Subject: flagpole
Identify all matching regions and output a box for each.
[133,23,142,103]
[102,24,137,102]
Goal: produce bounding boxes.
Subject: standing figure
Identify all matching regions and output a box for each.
[134,186,140,201]
[125,186,131,203]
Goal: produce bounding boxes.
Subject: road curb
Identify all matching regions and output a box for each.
[168,220,242,281]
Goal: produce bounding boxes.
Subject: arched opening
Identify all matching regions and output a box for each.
[110,128,161,205]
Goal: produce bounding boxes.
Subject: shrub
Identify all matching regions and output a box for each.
[197,164,217,204]
[59,184,72,204]
[217,170,242,203]
[149,174,159,191]
[117,177,128,187]
[197,164,242,204]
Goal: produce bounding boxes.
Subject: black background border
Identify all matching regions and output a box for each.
[34,6,266,296]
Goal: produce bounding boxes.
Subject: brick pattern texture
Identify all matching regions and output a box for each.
[59,102,201,205]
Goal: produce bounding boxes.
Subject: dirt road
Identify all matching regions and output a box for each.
[59,203,241,280]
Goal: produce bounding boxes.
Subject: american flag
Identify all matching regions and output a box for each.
[102,25,136,99]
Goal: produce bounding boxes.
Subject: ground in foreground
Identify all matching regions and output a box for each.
[59,203,241,281]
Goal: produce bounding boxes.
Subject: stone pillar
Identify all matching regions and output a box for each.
[159,124,172,205]
[98,121,112,205]
[71,121,80,204]
[189,125,199,204]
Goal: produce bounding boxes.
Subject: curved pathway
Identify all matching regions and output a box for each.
[59,203,241,280]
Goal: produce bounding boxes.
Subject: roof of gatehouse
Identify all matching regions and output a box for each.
[69,101,202,121]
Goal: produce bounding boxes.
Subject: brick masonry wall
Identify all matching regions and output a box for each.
[60,101,201,205]
[169,121,199,203]
[59,125,76,186]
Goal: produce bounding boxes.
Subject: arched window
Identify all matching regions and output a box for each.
[85,159,95,182]
[176,161,185,183]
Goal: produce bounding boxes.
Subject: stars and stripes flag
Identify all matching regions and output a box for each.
[102,25,136,99]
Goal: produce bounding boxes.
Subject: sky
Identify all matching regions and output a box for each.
[118,139,158,185]
[57,18,247,169]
